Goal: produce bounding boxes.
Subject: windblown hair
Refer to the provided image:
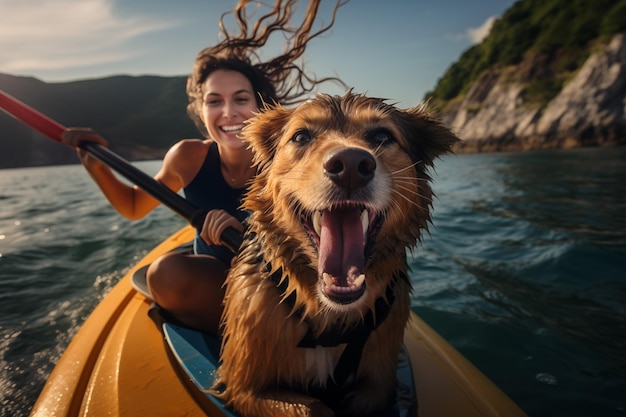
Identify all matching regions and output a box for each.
[186,0,346,136]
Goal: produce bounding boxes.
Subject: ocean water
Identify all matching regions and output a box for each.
[1,147,625,416]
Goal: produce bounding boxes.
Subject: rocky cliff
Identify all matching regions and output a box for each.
[442,32,626,153]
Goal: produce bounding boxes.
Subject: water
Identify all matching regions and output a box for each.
[1,148,625,416]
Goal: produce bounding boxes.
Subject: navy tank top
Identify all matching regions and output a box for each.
[183,142,248,264]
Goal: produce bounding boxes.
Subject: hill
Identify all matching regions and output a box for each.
[428,0,626,152]
[0,73,197,168]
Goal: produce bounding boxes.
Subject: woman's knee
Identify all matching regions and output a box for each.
[146,253,189,299]
[147,253,227,302]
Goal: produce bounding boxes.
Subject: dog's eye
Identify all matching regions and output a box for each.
[291,130,312,144]
[369,129,394,146]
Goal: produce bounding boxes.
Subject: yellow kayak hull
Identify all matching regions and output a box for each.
[30,225,527,417]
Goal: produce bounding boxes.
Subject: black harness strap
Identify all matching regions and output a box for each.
[267,265,397,408]
[294,283,396,348]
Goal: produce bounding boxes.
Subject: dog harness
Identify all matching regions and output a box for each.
[267,265,402,409]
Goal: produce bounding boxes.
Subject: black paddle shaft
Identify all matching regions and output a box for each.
[80,142,244,253]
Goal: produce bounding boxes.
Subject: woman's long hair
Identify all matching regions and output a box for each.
[187,0,346,134]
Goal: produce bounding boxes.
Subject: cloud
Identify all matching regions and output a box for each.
[0,0,179,73]
[467,16,496,44]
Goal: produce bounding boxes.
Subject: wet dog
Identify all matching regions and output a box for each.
[213,92,458,416]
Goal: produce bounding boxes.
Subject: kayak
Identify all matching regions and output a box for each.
[29,225,528,417]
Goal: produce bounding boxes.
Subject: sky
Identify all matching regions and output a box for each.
[0,0,517,108]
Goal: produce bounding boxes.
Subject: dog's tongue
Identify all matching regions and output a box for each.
[318,208,364,285]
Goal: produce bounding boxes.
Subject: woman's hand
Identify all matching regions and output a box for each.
[61,127,108,167]
[200,209,244,246]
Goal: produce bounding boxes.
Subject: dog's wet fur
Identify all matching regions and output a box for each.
[213,92,459,417]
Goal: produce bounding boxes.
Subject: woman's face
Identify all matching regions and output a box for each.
[200,69,257,149]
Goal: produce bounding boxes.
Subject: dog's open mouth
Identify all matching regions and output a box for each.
[302,205,382,304]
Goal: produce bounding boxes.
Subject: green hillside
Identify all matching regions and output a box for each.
[428,0,626,108]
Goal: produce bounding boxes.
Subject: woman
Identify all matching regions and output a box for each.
[62,0,345,335]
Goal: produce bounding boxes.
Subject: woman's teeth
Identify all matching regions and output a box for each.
[221,124,243,134]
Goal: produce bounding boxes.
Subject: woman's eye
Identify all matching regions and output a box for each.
[291,130,312,144]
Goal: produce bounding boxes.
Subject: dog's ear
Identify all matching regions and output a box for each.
[242,104,294,170]
[395,104,459,167]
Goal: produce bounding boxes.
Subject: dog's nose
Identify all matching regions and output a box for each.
[323,147,376,190]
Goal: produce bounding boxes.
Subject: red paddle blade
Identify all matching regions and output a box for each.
[0,90,66,142]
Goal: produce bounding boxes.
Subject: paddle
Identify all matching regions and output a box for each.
[0,90,243,252]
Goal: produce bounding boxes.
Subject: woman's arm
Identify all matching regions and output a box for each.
[62,127,184,220]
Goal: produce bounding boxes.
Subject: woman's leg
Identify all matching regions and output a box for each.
[146,252,227,335]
